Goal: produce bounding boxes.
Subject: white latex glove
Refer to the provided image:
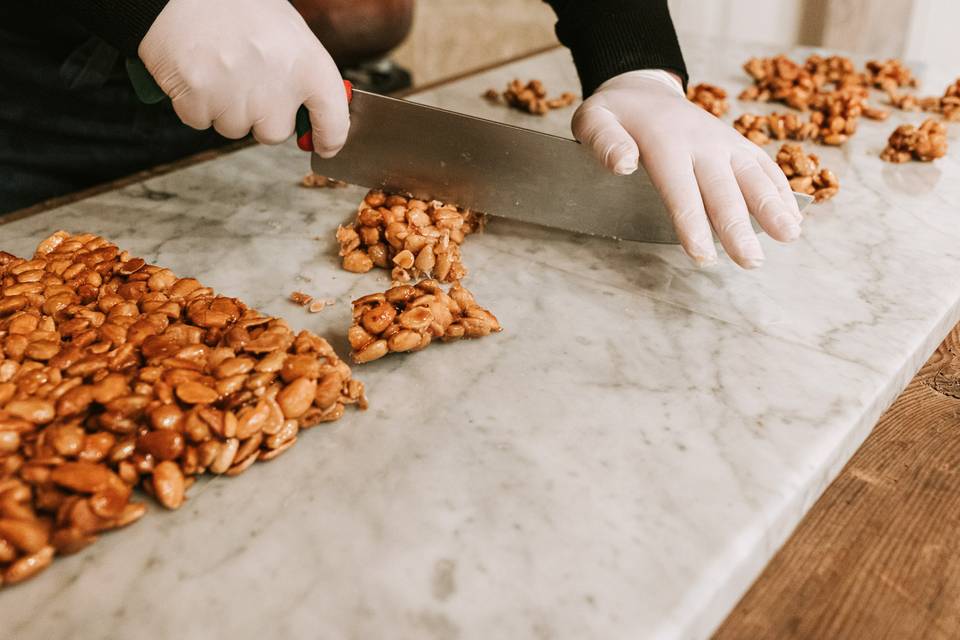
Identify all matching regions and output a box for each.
[139,0,348,156]
[572,70,802,268]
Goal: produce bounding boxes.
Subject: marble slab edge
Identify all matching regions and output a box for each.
[688,295,960,639]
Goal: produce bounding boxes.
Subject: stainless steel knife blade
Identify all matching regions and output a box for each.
[312,89,814,244]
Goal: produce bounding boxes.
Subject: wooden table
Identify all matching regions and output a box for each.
[715,325,960,639]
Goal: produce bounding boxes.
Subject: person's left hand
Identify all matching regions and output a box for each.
[572,70,802,269]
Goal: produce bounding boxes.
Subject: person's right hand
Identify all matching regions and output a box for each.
[139,0,349,156]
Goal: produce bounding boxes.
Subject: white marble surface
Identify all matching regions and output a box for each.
[2,42,960,640]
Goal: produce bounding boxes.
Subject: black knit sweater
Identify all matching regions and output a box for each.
[52,0,687,96]
[58,0,169,57]
[543,0,687,95]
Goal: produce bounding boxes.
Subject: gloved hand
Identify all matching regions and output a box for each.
[572,70,802,268]
[139,0,349,156]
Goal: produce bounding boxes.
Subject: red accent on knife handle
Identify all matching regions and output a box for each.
[297,80,353,152]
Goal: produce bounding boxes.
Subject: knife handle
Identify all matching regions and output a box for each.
[124,57,352,150]
[126,58,168,104]
[296,80,354,152]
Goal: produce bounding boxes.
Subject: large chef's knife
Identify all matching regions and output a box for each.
[310,88,814,244]
[124,58,811,244]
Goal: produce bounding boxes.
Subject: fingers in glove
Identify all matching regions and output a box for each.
[251,112,296,145]
[643,153,717,266]
[732,155,802,243]
[303,67,350,158]
[571,104,640,176]
[249,92,297,145]
[171,91,214,131]
[694,159,765,269]
[241,88,295,145]
[756,151,802,221]
[212,104,254,140]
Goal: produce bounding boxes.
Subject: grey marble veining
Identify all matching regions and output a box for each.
[411,43,960,369]
[2,41,960,640]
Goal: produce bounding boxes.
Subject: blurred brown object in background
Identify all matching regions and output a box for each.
[291,0,414,68]
[865,58,917,92]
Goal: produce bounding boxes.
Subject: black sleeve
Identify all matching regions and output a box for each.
[543,0,688,96]
[60,0,170,56]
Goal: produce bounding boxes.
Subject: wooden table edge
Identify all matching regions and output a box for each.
[713,330,960,636]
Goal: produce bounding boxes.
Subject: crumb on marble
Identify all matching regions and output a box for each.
[289,291,334,313]
[301,173,348,189]
[289,291,313,306]
[308,299,334,314]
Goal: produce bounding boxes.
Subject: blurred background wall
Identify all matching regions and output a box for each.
[391,0,557,86]
[391,0,960,88]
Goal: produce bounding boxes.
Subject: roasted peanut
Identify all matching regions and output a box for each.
[137,431,185,461]
[314,372,343,410]
[4,399,55,424]
[209,438,239,474]
[175,381,219,405]
[342,250,374,274]
[3,545,54,584]
[276,378,316,419]
[152,461,185,510]
[236,400,270,439]
[0,519,49,553]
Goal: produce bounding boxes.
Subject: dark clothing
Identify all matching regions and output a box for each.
[0,1,687,214]
[544,0,687,96]
[59,0,170,57]
[0,4,227,214]
[49,1,690,91]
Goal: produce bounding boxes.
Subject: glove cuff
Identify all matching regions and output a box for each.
[596,69,685,97]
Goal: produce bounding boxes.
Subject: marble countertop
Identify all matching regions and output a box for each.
[2,40,960,640]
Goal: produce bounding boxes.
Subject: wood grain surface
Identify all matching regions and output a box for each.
[821,0,915,56]
[715,326,960,639]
